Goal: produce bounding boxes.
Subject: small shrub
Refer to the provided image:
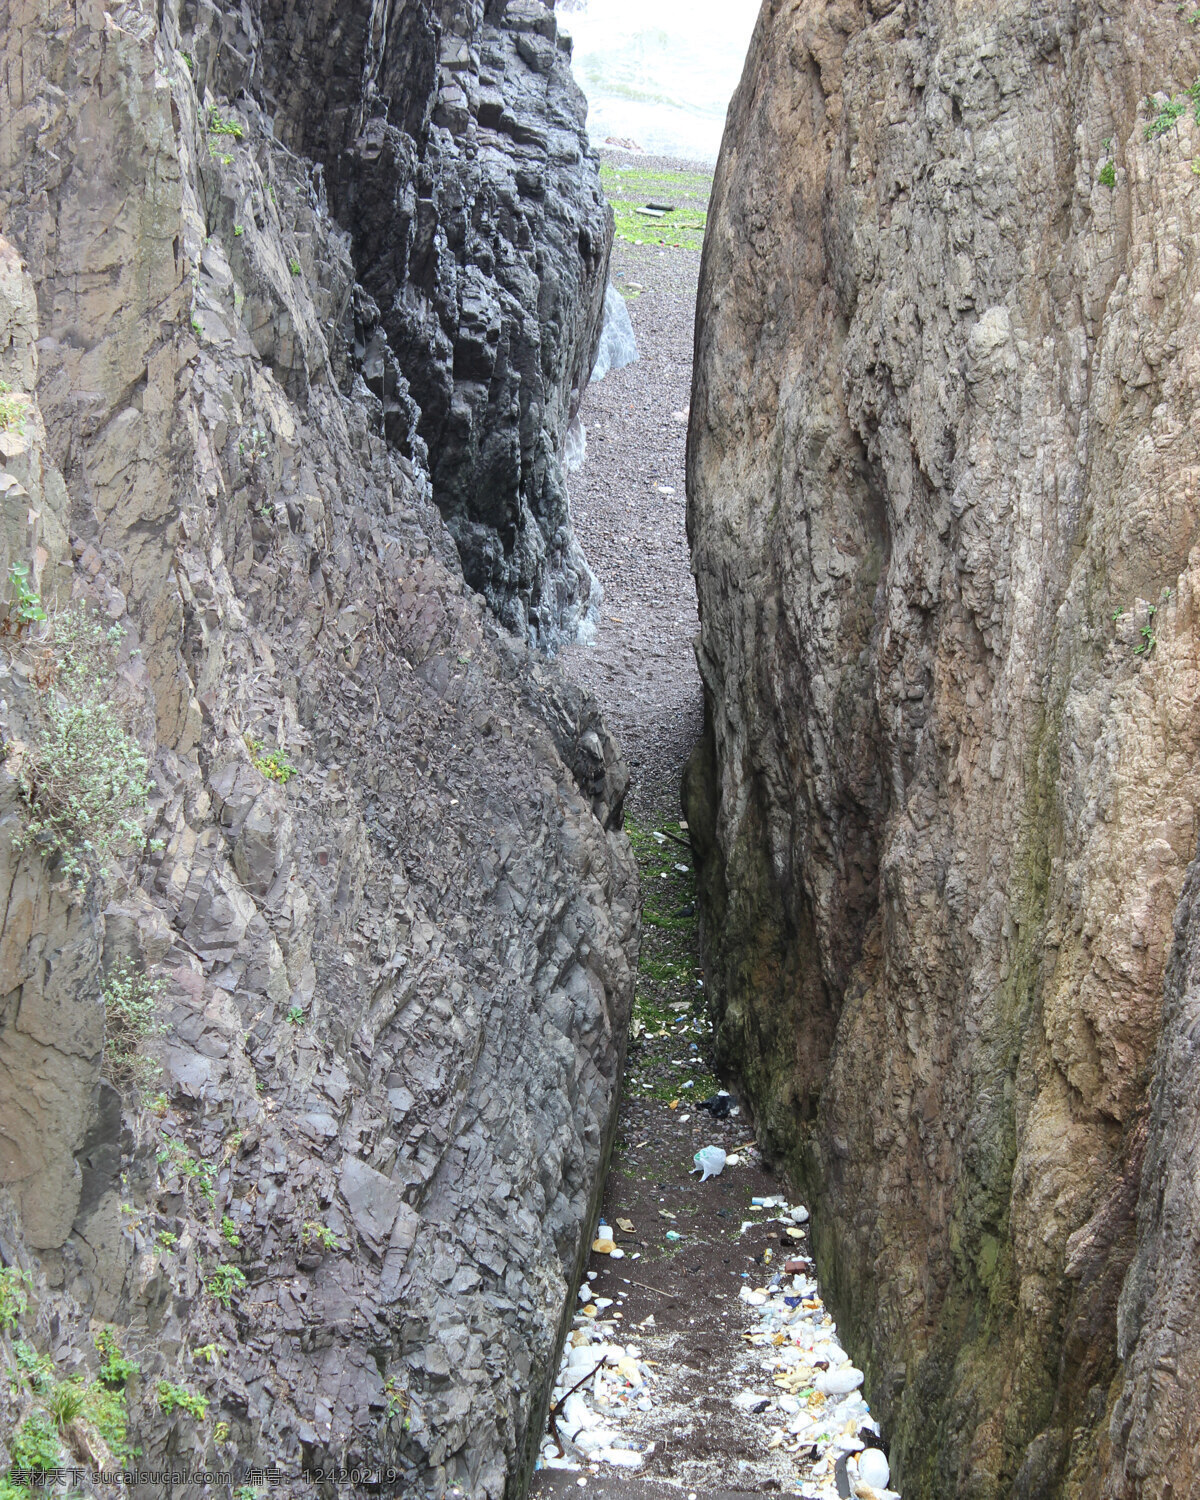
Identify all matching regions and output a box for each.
[0,379,29,435]
[237,427,269,465]
[1144,83,1199,140]
[180,50,193,71]
[3,563,47,634]
[12,604,153,890]
[95,1327,139,1389]
[233,224,245,236]
[207,107,244,139]
[207,1264,247,1308]
[156,1139,216,1204]
[83,1380,135,1461]
[300,1221,338,1251]
[220,1215,240,1248]
[285,1005,305,1026]
[102,958,164,1086]
[194,1342,224,1365]
[1098,160,1116,186]
[0,1266,30,1330]
[214,1420,231,1443]
[288,257,301,276]
[9,1410,61,1471]
[156,1379,208,1419]
[47,1378,86,1430]
[155,1229,178,1253]
[12,1340,53,1392]
[250,741,296,783]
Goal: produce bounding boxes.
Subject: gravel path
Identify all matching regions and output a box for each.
[558,173,704,819]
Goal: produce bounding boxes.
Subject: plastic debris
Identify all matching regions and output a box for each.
[692,1145,727,1181]
[697,1090,733,1117]
[858,1449,890,1488]
[590,285,638,382]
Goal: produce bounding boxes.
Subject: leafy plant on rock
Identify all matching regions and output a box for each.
[102,958,165,1087]
[9,1410,62,1471]
[2,563,46,635]
[12,604,154,891]
[0,379,29,435]
[207,1264,247,1309]
[95,1327,140,1389]
[0,1266,30,1330]
[157,1379,208,1420]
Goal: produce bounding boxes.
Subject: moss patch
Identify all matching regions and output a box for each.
[600,163,713,252]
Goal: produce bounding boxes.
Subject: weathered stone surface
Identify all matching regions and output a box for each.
[0,1,635,1495]
[195,0,613,648]
[685,2,1200,1496]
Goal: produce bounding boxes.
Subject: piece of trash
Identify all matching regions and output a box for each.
[740,1221,755,1235]
[752,1195,786,1208]
[591,284,638,381]
[665,1230,682,1242]
[635,205,667,218]
[678,1113,691,1122]
[816,1366,864,1396]
[786,1227,806,1240]
[637,1314,655,1328]
[692,1146,727,1181]
[725,1154,741,1166]
[784,1258,811,1274]
[616,1218,635,1233]
[593,1235,616,1255]
[790,1205,810,1224]
[857,1449,890,1488]
[645,201,675,212]
[609,1247,625,1259]
[731,1389,771,1412]
[697,1091,732,1118]
[739,1287,767,1306]
[668,1099,679,1109]
[656,484,676,495]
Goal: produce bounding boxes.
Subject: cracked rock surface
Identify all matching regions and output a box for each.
[685,1,1200,1496]
[0,1,634,1496]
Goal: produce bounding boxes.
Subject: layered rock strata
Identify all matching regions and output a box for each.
[0,0,635,1495]
[685,1,1200,1495]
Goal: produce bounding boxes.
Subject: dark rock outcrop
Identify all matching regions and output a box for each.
[0,1,634,1496]
[685,0,1200,1495]
[188,0,612,648]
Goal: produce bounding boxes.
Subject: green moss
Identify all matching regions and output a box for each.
[1098,160,1116,186]
[600,163,712,252]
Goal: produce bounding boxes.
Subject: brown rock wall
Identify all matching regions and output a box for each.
[686,1,1200,1494]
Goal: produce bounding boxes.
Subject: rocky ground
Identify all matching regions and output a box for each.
[557,154,708,818]
[533,161,895,1500]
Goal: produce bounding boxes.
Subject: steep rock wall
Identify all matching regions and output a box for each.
[186,0,613,648]
[685,1,1200,1495]
[0,0,634,1495]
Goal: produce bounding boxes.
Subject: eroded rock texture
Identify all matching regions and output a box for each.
[685,1,1200,1495]
[0,1,634,1495]
[186,0,611,648]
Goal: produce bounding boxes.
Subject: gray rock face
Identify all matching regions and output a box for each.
[190,0,613,649]
[685,0,1200,1495]
[0,0,635,1495]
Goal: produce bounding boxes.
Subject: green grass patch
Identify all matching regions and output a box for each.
[600,163,713,252]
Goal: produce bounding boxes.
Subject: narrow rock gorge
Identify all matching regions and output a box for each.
[686,1,1200,1497]
[0,0,635,1495]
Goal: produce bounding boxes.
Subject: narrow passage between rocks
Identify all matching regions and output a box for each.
[532,158,897,1500]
